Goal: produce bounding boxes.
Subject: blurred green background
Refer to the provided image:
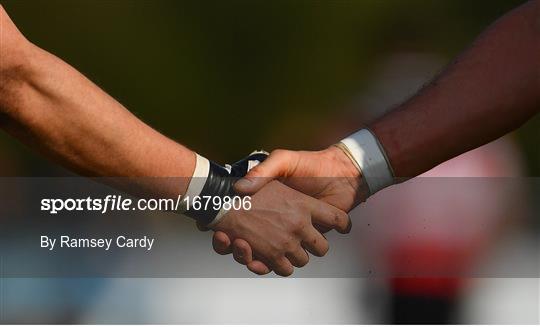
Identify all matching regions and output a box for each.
[1,0,538,175]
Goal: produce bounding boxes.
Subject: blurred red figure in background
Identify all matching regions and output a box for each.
[358,137,525,323]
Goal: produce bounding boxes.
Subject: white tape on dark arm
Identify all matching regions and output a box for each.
[340,129,394,196]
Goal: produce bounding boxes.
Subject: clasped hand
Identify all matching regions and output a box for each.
[208,146,367,276]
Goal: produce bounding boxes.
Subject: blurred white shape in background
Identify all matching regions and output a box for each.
[80,278,368,324]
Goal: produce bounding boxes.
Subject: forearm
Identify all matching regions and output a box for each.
[0,7,194,196]
[370,0,539,178]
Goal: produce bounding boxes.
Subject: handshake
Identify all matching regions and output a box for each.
[3,0,532,277]
[181,130,394,276]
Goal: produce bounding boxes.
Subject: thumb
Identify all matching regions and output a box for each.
[234,149,291,194]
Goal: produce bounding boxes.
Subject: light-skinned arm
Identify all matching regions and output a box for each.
[0,5,350,276]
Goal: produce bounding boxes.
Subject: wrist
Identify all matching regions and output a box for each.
[182,151,268,228]
[181,154,231,226]
[323,146,369,203]
[323,145,362,179]
[339,128,395,197]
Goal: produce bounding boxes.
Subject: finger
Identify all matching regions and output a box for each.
[247,260,272,275]
[311,202,352,234]
[313,223,331,234]
[286,247,309,268]
[212,231,232,255]
[234,150,291,195]
[232,238,253,265]
[268,256,294,277]
[300,227,329,257]
[248,253,272,274]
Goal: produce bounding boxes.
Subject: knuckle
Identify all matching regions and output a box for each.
[251,267,270,276]
[314,240,329,257]
[334,211,349,228]
[248,165,263,175]
[291,218,309,232]
[268,251,284,262]
[320,242,330,256]
[295,254,309,268]
[333,212,343,225]
[276,266,294,277]
[287,240,302,255]
[271,149,288,157]
[280,239,293,253]
[345,216,352,232]
[294,262,307,268]
[271,257,293,276]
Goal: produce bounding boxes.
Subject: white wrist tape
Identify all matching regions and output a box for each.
[181,153,211,213]
[206,206,229,228]
[340,129,394,196]
[183,153,210,200]
[182,153,230,226]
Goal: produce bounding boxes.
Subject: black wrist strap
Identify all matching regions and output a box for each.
[183,151,268,226]
[183,161,237,226]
